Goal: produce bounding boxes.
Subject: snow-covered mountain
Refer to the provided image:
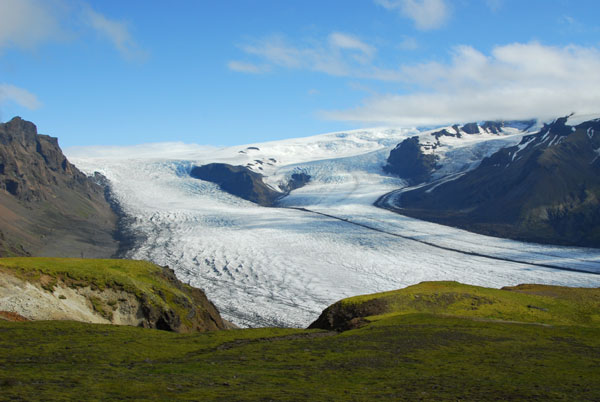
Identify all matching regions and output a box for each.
[67,120,600,328]
[394,114,600,247]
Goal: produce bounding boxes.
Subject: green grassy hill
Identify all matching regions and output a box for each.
[1,272,599,400]
[0,257,227,332]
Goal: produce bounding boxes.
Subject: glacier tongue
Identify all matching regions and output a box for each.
[67,127,600,328]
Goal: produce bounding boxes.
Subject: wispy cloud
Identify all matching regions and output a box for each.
[0,0,62,50]
[374,0,450,30]
[227,61,269,74]
[0,84,41,110]
[82,5,147,61]
[230,32,393,79]
[328,32,375,60]
[0,0,146,62]
[485,0,504,12]
[322,43,600,126]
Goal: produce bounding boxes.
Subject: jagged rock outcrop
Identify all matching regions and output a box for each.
[0,258,229,333]
[0,117,119,257]
[383,136,438,184]
[397,116,600,247]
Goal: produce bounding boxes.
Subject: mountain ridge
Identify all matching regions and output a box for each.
[392,115,600,247]
[0,117,119,257]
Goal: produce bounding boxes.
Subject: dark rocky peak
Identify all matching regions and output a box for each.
[384,136,438,185]
[0,116,38,148]
[481,121,504,134]
[461,123,480,134]
[538,115,573,138]
[431,126,462,140]
[0,117,83,201]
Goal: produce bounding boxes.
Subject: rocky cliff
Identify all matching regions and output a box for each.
[0,117,118,257]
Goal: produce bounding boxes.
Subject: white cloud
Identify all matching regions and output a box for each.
[231,33,384,78]
[82,5,147,61]
[322,43,600,126]
[328,32,375,59]
[0,84,41,109]
[0,0,61,50]
[227,61,269,74]
[375,0,450,30]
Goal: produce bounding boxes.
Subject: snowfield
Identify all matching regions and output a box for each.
[67,126,600,328]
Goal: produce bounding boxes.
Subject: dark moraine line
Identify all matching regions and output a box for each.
[285,204,600,276]
[375,189,600,267]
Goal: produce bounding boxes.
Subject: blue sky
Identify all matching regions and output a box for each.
[1,0,599,147]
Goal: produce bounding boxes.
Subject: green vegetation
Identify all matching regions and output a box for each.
[0,257,167,297]
[0,312,599,400]
[1,279,599,400]
[336,281,600,328]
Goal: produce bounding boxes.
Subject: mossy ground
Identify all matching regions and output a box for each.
[340,280,600,328]
[1,313,599,401]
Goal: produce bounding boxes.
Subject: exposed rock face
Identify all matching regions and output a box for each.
[397,116,600,247]
[190,163,281,206]
[190,163,311,206]
[279,172,311,193]
[308,297,389,332]
[0,260,228,333]
[461,122,480,134]
[383,136,438,184]
[0,117,119,257]
[146,266,227,332]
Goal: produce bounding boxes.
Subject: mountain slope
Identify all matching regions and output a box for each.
[0,117,118,257]
[396,116,600,247]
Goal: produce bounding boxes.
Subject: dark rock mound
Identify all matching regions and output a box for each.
[190,164,311,206]
[279,172,311,193]
[383,136,438,184]
[308,297,389,332]
[190,163,281,206]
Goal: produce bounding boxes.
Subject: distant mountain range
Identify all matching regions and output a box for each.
[386,115,600,247]
[0,117,119,257]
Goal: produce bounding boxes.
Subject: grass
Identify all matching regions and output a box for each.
[0,313,599,400]
[339,280,600,328]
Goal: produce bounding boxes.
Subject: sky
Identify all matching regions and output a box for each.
[0,0,599,148]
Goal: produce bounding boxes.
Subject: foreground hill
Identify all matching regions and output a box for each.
[1,280,599,400]
[395,115,600,247]
[0,257,227,332]
[0,117,119,257]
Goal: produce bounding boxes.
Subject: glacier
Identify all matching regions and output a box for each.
[67,126,600,328]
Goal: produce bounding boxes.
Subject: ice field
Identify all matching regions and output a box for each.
[68,126,600,328]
